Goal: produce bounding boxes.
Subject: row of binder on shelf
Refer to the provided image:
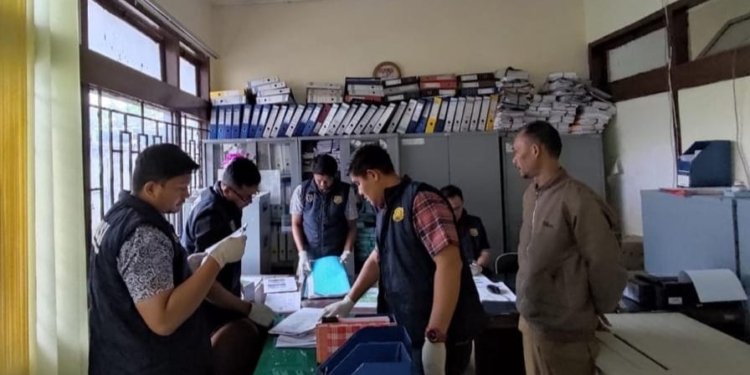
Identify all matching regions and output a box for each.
[208,95,501,139]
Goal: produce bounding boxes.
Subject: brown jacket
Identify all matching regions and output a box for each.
[516,169,626,342]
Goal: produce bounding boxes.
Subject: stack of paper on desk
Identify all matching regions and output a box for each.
[270,308,324,348]
[473,275,516,302]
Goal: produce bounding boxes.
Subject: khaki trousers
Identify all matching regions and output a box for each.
[519,317,599,375]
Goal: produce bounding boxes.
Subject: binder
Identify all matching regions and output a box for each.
[255,105,271,138]
[460,98,474,132]
[443,98,456,133]
[325,103,349,136]
[315,103,340,135]
[453,98,466,133]
[420,81,458,90]
[373,103,396,134]
[383,83,419,96]
[387,101,408,134]
[420,88,457,97]
[385,91,420,102]
[435,100,448,133]
[460,87,496,96]
[407,100,426,134]
[240,104,253,138]
[262,105,280,138]
[309,104,332,135]
[396,99,418,134]
[478,97,490,132]
[459,80,496,89]
[425,97,442,134]
[420,74,456,82]
[253,81,286,94]
[273,105,294,137]
[470,97,483,131]
[256,94,290,105]
[249,104,261,138]
[266,105,287,138]
[344,104,369,135]
[303,104,324,136]
[289,104,313,137]
[382,76,418,87]
[414,100,431,134]
[209,107,218,139]
[257,87,291,97]
[486,95,499,131]
[232,105,243,138]
[219,106,230,139]
[281,105,304,137]
[336,104,359,136]
[459,72,495,82]
[354,105,378,135]
[248,76,279,89]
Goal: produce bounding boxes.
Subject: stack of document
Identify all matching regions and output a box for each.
[303,256,351,299]
[493,68,534,131]
[260,276,301,314]
[473,275,516,303]
[270,308,324,348]
[248,75,293,105]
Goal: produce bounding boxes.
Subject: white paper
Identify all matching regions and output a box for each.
[263,276,298,294]
[269,308,324,336]
[276,332,316,348]
[473,275,516,302]
[265,291,301,314]
[678,269,748,303]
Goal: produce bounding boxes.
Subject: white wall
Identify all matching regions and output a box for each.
[679,77,750,186]
[584,0,677,43]
[604,94,676,236]
[211,0,588,93]
[154,0,214,49]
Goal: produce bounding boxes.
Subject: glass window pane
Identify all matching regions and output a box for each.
[180,57,198,95]
[87,0,162,80]
[607,28,667,81]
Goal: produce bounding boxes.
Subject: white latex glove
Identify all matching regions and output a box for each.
[248,302,276,327]
[421,340,447,375]
[297,251,312,277]
[470,262,482,276]
[322,295,355,318]
[339,250,352,264]
[187,253,207,272]
[205,235,247,268]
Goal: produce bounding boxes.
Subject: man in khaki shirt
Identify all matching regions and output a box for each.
[512,121,626,375]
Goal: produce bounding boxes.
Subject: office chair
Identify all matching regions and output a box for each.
[494,252,519,291]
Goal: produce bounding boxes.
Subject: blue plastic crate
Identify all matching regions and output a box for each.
[318,326,413,375]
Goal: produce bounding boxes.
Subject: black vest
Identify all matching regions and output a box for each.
[182,184,242,297]
[375,177,486,347]
[301,179,351,259]
[457,211,485,261]
[88,192,211,375]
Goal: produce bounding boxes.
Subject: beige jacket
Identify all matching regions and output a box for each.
[516,169,626,342]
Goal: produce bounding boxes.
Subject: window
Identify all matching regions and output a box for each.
[87,0,162,79]
[87,87,206,233]
[180,56,198,95]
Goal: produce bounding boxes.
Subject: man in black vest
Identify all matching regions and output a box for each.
[88,144,246,375]
[322,145,485,375]
[182,156,275,375]
[440,185,492,276]
[290,154,358,276]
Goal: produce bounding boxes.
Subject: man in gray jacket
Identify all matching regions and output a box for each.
[512,121,626,375]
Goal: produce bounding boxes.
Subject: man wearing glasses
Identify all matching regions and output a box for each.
[182,157,275,375]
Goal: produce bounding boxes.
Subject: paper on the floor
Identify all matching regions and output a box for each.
[473,275,516,302]
[275,332,316,348]
[262,276,298,294]
[265,291,301,314]
[269,307,324,337]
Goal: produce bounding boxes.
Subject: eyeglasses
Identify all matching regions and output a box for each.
[227,185,253,204]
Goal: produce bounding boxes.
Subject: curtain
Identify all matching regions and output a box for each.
[0,0,31,373]
[29,0,88,373]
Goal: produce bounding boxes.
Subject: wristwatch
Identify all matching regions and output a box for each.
[425,328,447,343]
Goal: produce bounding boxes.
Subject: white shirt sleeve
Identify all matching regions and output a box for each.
[289,185,304,215]
[345,187,359,221]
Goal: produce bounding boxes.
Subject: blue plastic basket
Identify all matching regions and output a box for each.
[317,326,413,375]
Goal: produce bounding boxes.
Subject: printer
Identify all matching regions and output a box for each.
[622,271,748,340]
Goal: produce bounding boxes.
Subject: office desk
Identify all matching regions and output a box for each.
[253,300,523,375]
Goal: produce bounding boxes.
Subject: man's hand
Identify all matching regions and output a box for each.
[297,250,312,277]
[322,295,354,318]
[248,302,276,327]
[205,235,247,268]
[339,250,352,264]
[470,262,482,276]
[422,340,446,375]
